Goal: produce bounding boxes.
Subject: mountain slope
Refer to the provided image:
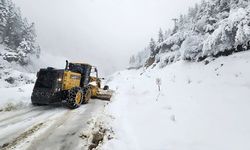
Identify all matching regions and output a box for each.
[0,0,40,88]
[112,2,250,149]
[104,51,250,150]
[129,0,250,69]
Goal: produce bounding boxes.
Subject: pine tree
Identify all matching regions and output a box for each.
[129,55,136,65]
[219,0,230,12]
[164,29,172,40]
[179,15,184,25]
[0,0,40,64]
[172,18,178,34]
[22,23,37,53]
[149,38,156,55]
[238,0,248,8]
[188,3,199,19]
[0,0,8,43]
[230,0,239,9]
[3,1,23,48]
[158,28,164,43]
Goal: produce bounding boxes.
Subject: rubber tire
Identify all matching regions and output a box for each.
[103,85,109,90]
[82,88,92,104]
[65,88,83,109]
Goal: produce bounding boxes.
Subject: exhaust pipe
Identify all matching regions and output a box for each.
[65,60,69,70]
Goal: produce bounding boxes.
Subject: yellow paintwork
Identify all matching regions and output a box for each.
[89,76,97,82]
[90,85,98,97]
[61,63,111,101]
[63,71,81,90]
[89,76,101,97]
[75,91,82,104]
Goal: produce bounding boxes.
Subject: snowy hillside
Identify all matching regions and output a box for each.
[0,0,41,89]
[107,2,250,147]
[105,51,250,150]
[129,0,250,69]
[0,45,36,88]
[0,50,68,111]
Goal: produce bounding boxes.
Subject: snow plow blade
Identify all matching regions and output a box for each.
[95,89,113,101]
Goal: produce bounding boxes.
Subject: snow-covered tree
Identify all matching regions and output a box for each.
[128,48,150,69]
[0,0,8,43]
[129,55,136,65]
[0,0,40,65]
[129,0,250,69]
[219,0,230,12]
[149,38,156,55]
[164,29,172,40]
[158,28,164,43]
[172,18,178,34]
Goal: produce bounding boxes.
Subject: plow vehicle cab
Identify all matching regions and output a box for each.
[31,61,112,109]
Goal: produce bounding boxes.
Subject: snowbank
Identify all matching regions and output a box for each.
[0,45,67,110]
[0,84,34,111]
[104,51,250,150]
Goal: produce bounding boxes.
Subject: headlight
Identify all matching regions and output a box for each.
[58,78,62,82]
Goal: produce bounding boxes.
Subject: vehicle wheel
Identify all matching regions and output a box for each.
[65,88,83,109]
[103,85,109,90]
[83,88,92,104]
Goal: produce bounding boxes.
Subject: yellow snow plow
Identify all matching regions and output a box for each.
[31,60,113,109]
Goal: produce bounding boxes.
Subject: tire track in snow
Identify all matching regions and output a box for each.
[0,107,41,123]
[0,100,106,150]
[0,108,49,128]
[24,110,73,150]
[1,123,44,150]
[0,106,67,147]
[24,100,106,150]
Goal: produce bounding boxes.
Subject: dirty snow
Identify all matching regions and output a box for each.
[0,81,110,150]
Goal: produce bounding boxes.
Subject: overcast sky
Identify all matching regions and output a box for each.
[15,0,201,76]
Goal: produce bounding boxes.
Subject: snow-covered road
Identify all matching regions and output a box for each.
[0,100,107,150]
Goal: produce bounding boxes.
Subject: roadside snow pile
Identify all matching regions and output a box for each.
[0,84,34,111]
[0,67,35,88]
[79,103,115,150]
[0,43,38,87]
[105,51,250,150]
[0,43,68,111]
[0,63,35,89]
[0,51,68,111]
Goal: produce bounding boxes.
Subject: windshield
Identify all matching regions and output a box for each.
[69,63,90,75]
[35,70,57,88]
[69,63,91,87]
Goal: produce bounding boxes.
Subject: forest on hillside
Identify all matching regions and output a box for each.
[129,0,250,69]
[0,0,40,65]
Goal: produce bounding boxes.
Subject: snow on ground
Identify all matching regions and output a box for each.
[104,51,250,150]
[0,82,109,150]
[0,84,34,111]
[1,48,250,150]
[0,67,111,149]
[0,44,115,149]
